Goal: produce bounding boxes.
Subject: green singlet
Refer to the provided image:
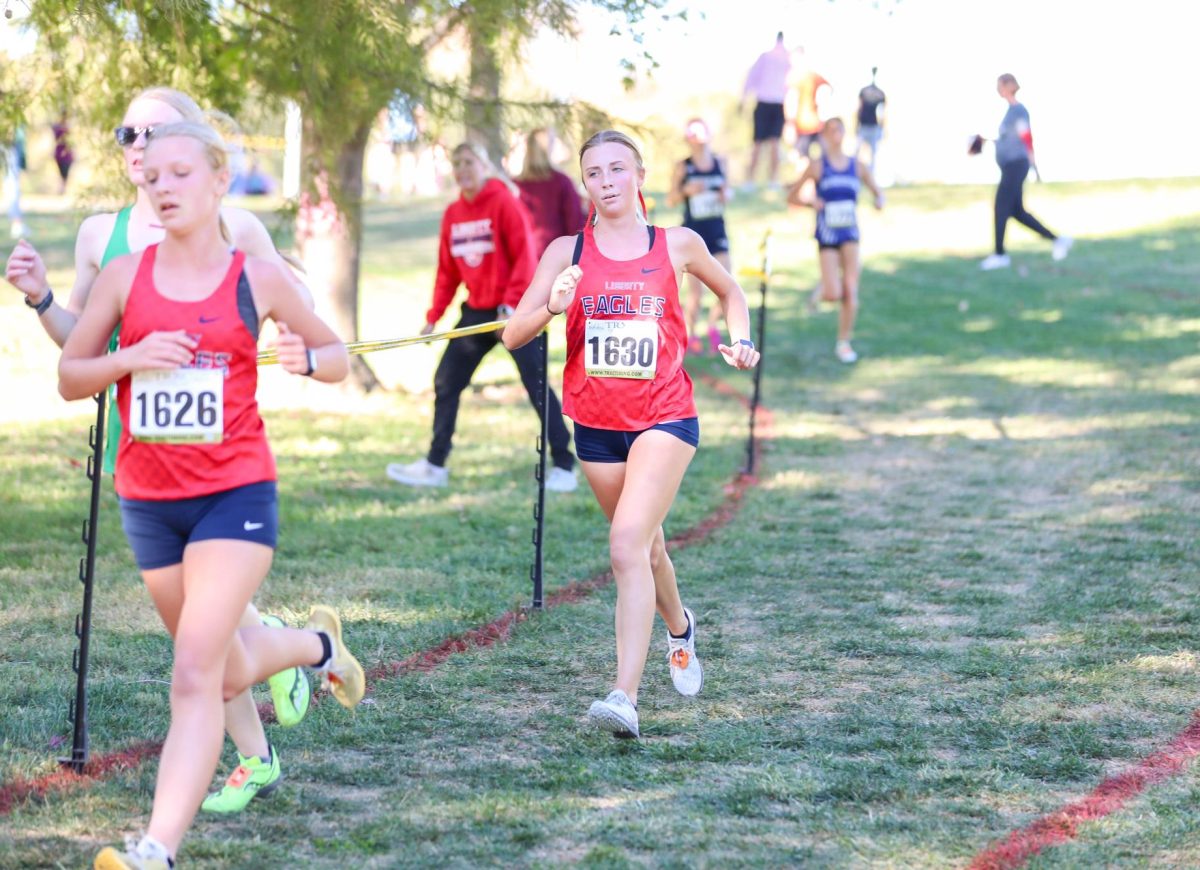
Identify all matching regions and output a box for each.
[99,206,132,476]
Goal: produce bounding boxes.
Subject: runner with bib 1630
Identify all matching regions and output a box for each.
[503,129,759,740]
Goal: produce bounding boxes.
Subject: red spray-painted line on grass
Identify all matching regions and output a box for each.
[968,711,1200,869]
[365,372,773,682]
[366,375,773,679]
[0,740,161,817]
[0,372,771,817]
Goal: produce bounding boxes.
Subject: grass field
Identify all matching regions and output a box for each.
[2,176,1199,868]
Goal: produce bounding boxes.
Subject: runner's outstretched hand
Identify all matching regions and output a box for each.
[718,341,760,370]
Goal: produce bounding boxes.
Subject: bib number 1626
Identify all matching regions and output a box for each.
[130,368,224,444]
[584,319,658,380]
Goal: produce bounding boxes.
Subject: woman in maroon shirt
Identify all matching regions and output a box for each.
[513,128,586,256]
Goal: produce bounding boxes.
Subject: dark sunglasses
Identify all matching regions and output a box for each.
[114,125,155,147]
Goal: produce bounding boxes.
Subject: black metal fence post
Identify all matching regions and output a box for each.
[62,391,106,773]
[745,231,771,475]
[529,331,548,609]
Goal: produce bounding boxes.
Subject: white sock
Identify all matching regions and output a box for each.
[137,835,173,862]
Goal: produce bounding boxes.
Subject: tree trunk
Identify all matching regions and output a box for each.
[297,116,380,392]
[465,25,505,165]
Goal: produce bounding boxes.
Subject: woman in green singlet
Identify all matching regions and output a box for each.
[4,86,317,818]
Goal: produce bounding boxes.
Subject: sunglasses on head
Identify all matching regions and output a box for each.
[114,126,155,147]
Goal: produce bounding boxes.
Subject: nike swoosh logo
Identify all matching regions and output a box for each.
[244,521,264,531]
[200,315,220,323]
[640,267,662,275]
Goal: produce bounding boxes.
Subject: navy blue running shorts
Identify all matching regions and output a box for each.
[685,220,730,255]
[574,418,700,463]
[118,480,279,570]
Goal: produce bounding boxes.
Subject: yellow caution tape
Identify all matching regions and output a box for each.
[257,319,509,365]
[735,230,773,283]
[258,226,772,367]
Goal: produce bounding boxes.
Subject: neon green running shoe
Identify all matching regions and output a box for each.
[200,745,282,814]
[260,614,311,727]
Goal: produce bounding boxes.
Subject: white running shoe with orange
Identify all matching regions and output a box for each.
[667,607,703,696]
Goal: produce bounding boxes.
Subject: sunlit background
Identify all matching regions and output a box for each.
[3,0,1195,189]
[528,0,1196,184]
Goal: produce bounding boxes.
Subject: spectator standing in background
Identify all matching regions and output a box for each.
[513,128,585,256]
[4,127,26,238]
[977,73,1072,271]
[386,142,578,492]
[789,48,831,168]
[52,110,75,195]
[856,68,886,176]
[740,32,792,192]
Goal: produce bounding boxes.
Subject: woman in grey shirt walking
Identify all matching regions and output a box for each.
[978,73,1072,270]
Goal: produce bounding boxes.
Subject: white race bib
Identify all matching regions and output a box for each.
[584,319,658,380]
[824,200,857,229]
[688,190,724,221]
[130,368,224,444]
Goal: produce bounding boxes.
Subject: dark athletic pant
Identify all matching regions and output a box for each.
[428,303,574,471]
[994,156,1056,255]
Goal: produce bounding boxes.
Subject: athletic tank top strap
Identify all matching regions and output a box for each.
[128,241,159,304]
[101,205,135,475]
[817,156,860,199]
[236,269,260,338]
[572,226,655,266]
[685,154,725,180]
[210,248,248,308]
[101,206,133,268]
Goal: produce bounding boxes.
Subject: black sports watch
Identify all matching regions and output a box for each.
[26,287,54,315]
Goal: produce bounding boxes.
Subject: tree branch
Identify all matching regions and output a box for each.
[231,0,301,33]
[420,6,469,53]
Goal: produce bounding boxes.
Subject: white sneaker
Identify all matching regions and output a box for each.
[587,689,639,739]
[386,458,448,487]
[545,466,578,493]
[835,341,858,364]
[667,607,703,696]
[1052,236,1074,261]
[95,835,172,870]
[979,253,1011,271]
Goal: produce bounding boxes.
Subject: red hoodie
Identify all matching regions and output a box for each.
[425,177,536,325]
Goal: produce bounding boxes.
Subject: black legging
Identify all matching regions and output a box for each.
[428,303,574,470]
[994,157,1056,255]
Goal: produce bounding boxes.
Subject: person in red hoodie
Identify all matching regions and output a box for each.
[387,141,577,490]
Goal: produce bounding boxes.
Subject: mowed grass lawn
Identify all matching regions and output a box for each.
[2,177,1199,868]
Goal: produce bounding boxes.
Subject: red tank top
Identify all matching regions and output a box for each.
[115,245,276,500]
[562,224,696,430]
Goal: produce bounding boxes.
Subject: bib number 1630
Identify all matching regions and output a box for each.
[130,368,224,444]
[584,319,658,380]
